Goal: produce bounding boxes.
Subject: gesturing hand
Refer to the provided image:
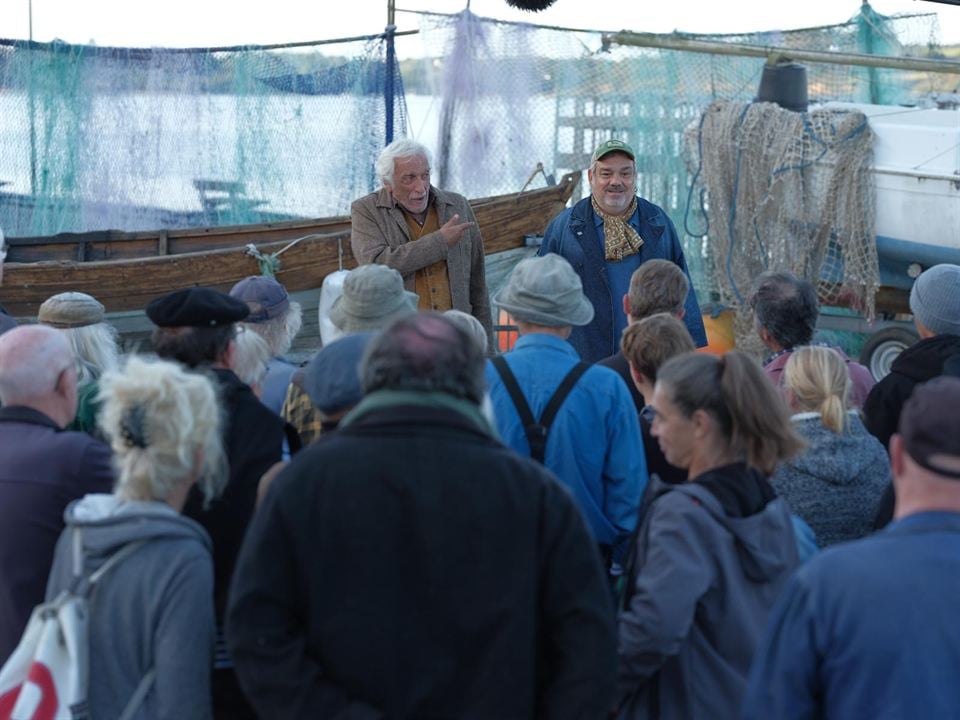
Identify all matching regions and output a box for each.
[439,214,475,247]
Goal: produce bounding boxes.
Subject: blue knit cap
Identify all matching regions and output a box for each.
[910,264,960,336]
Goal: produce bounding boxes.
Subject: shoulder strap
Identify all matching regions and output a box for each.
[491,356,536,428]
[540,362,590,431]
[492,357,589,464]
[118,668,156,720]
[72,527,149,597]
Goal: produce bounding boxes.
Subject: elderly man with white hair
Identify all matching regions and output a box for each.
[0,325,115,666]
[350,137,493,343]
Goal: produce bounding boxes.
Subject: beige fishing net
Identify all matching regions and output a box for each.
[686,100,879,353]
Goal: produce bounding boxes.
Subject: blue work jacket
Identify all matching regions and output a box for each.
[539,196,707,363]
[485,333,646,559]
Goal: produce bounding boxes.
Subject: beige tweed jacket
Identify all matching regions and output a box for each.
[350,186,493,339]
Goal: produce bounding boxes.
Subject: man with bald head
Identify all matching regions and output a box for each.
[0,325,115,665]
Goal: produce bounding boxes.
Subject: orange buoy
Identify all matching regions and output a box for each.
[698,308,736,356]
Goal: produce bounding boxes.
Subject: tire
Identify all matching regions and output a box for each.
[860,327,919,381]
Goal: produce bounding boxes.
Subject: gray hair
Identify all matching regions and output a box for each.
[242,301,302,357]
[748,271,819,350]
[0,325,73,405]
[231,327,271,389]
[375,138,432,187]
[443,309,488,355]
[361,313,485,405]
[99,355,227,506]
[62,322,121,385]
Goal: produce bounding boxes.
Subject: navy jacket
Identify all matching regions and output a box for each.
[0,406,115,665]
[540,196,706,363]
[744,512,960,720]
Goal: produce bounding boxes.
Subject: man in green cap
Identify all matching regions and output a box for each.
[539,138,706,363]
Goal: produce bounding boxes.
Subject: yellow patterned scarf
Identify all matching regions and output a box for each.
[592,196,643,262]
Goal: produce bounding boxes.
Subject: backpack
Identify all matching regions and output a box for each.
[0,529,151,720]
[491,356,589,463]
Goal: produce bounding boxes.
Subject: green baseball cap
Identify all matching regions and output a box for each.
[592,138,635,163]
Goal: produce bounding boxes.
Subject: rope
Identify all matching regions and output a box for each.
[245,233,333,278]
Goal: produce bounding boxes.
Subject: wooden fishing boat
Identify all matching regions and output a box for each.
[1,172,580,317]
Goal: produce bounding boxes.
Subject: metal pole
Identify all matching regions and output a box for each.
[28,0,37,197]
[385,0,396,145]
[602,31,960,75]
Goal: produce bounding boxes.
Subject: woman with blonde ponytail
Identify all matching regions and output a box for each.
[616,350,804,719]
[772,346,890,547]
[43,355,226,719]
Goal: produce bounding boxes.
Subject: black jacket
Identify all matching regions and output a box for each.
[183,368,287,622]
[864,334,960,527]
[864,334,960,450]
[0,406,115,664]
[227,402,617,720]
[596,351,687,490]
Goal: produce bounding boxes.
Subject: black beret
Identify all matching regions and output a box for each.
[146,287,250,328]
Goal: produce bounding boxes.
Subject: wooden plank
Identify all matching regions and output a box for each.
[1,173,580,317]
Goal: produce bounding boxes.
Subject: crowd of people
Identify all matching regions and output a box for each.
[0,137,959,720]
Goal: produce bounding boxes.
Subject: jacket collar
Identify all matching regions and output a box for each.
[0,405,63,431]
[513,332,580,358]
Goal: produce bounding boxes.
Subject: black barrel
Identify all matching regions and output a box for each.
[756,61,809,113]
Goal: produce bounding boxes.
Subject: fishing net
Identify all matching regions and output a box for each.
[686,100,878,353]
[410,3,952,305]
[0,37,407,237]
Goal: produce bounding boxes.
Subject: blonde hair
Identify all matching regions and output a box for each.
[783,346,851,433]
[99,355,227,505]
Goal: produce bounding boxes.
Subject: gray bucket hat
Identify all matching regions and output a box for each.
[494,253,594,327]
[329,264,419,332]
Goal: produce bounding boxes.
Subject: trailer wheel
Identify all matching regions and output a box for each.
[860,328,919,381]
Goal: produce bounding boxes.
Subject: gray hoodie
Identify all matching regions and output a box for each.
[616,468,800,720]
[45,494,215,720]
[771,412,891,546]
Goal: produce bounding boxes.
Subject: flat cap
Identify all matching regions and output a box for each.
[295,332,375,415]
[38,291,105,329]
[146,287,250,328]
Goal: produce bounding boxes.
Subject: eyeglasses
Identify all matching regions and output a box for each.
[640,405,657,424]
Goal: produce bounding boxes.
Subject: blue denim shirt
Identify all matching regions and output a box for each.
[485,333,646,558]
[540,196,707,362]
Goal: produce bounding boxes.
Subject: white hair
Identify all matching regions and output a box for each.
[63,322,121,385]
[99,355,227,506]
[231,327,271,390]
[375,138,432,187]
[242,301,302,357]
[443,309,489,355]
[0,325,73,405]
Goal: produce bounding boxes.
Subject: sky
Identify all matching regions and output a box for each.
[2,0,959,50]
